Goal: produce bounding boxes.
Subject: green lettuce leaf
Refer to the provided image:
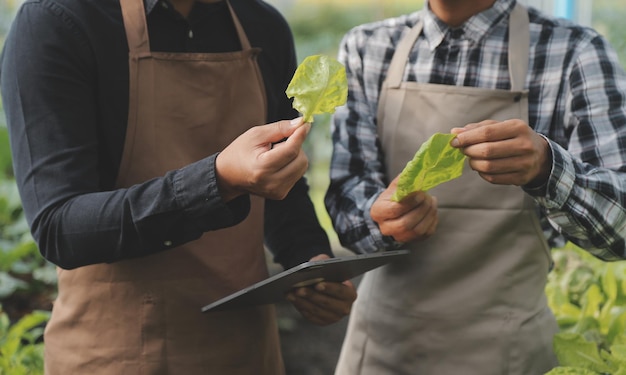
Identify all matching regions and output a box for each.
[286,55,348,123]
[553,332,616,373]
[392,133,466,202]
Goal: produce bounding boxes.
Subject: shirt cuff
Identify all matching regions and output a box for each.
[527,140,576,211]
[173,154,250,230]
[362,193,403,252]
[523,133,553,196]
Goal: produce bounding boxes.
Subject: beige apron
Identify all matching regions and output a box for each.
[335,4,558,375]
[43,1,285,374]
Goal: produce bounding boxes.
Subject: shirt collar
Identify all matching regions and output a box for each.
[421,0,516,50]
[144,0,159,14]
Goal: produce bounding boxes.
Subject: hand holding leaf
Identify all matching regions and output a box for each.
[286,55,348,123]
[392,133,466,202]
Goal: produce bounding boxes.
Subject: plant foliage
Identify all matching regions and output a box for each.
[545,244,626,374]
[286,54,347,123]
[0,305,49,375]
[392,132,466,201]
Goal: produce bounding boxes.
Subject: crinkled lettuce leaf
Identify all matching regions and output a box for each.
[392,133,466,202]
[286,55,348,123]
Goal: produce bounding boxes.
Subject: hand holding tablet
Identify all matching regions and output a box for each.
[201,249,410,312]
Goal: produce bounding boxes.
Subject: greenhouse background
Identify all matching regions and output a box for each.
[0,0,626,374]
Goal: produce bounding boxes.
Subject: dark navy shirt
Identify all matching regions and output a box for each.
[0,0,332,269]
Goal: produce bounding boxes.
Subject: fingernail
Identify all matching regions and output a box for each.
[414,192,424,203]
[303,123,311,135]
[290,117,303,127]
[450,138,460,147]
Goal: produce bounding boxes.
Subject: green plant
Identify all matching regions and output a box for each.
[545,244,626,374]
[592,0,626,70]
[0,107,57,323]
[0,305,49,375]
[0,60,54,375]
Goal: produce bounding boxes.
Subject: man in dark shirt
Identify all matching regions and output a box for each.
[0,0,356,373]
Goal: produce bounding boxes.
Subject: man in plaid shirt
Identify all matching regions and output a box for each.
[325,0,626,373]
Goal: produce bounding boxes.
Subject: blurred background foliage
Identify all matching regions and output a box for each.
[0,0,624,373]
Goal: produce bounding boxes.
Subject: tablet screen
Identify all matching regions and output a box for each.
[201,249,410,312]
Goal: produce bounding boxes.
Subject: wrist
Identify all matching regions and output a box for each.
[215,152,243,202]
[526,134,553,188]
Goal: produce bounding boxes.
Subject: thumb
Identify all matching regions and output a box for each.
[282,120,311,150]
[388,175,400,189]
[259,117,310,164]
[263,117,307,144]
[309,254,331,262]
[376,176,399,201]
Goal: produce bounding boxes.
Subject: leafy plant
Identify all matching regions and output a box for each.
[545,244,626,374]
[392,132,466,201]
[0,109,56,323]
[0,305,49,375]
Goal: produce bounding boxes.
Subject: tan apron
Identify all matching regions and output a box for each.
[335,4,558,375]
[43,0,285,374]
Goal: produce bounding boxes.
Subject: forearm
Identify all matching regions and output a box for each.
[30,156,250,269]
[526,141,626,260]
[528,35,626,260]
[325,175,398,254]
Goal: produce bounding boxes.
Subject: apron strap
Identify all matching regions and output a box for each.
[226,0,252,51]
[384,22,423,89]
[120,0,253,55]
[120,0,151,55]
[508,3,530,91]
[384,3,530,90]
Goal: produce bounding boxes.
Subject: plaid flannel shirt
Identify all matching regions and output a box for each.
[325,0,626,260]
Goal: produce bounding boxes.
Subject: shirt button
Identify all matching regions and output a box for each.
[188,29,193,39]
[164,240,172,246]
[161,1,168,9]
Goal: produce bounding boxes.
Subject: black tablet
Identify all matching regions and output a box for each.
[201,249,410,312]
